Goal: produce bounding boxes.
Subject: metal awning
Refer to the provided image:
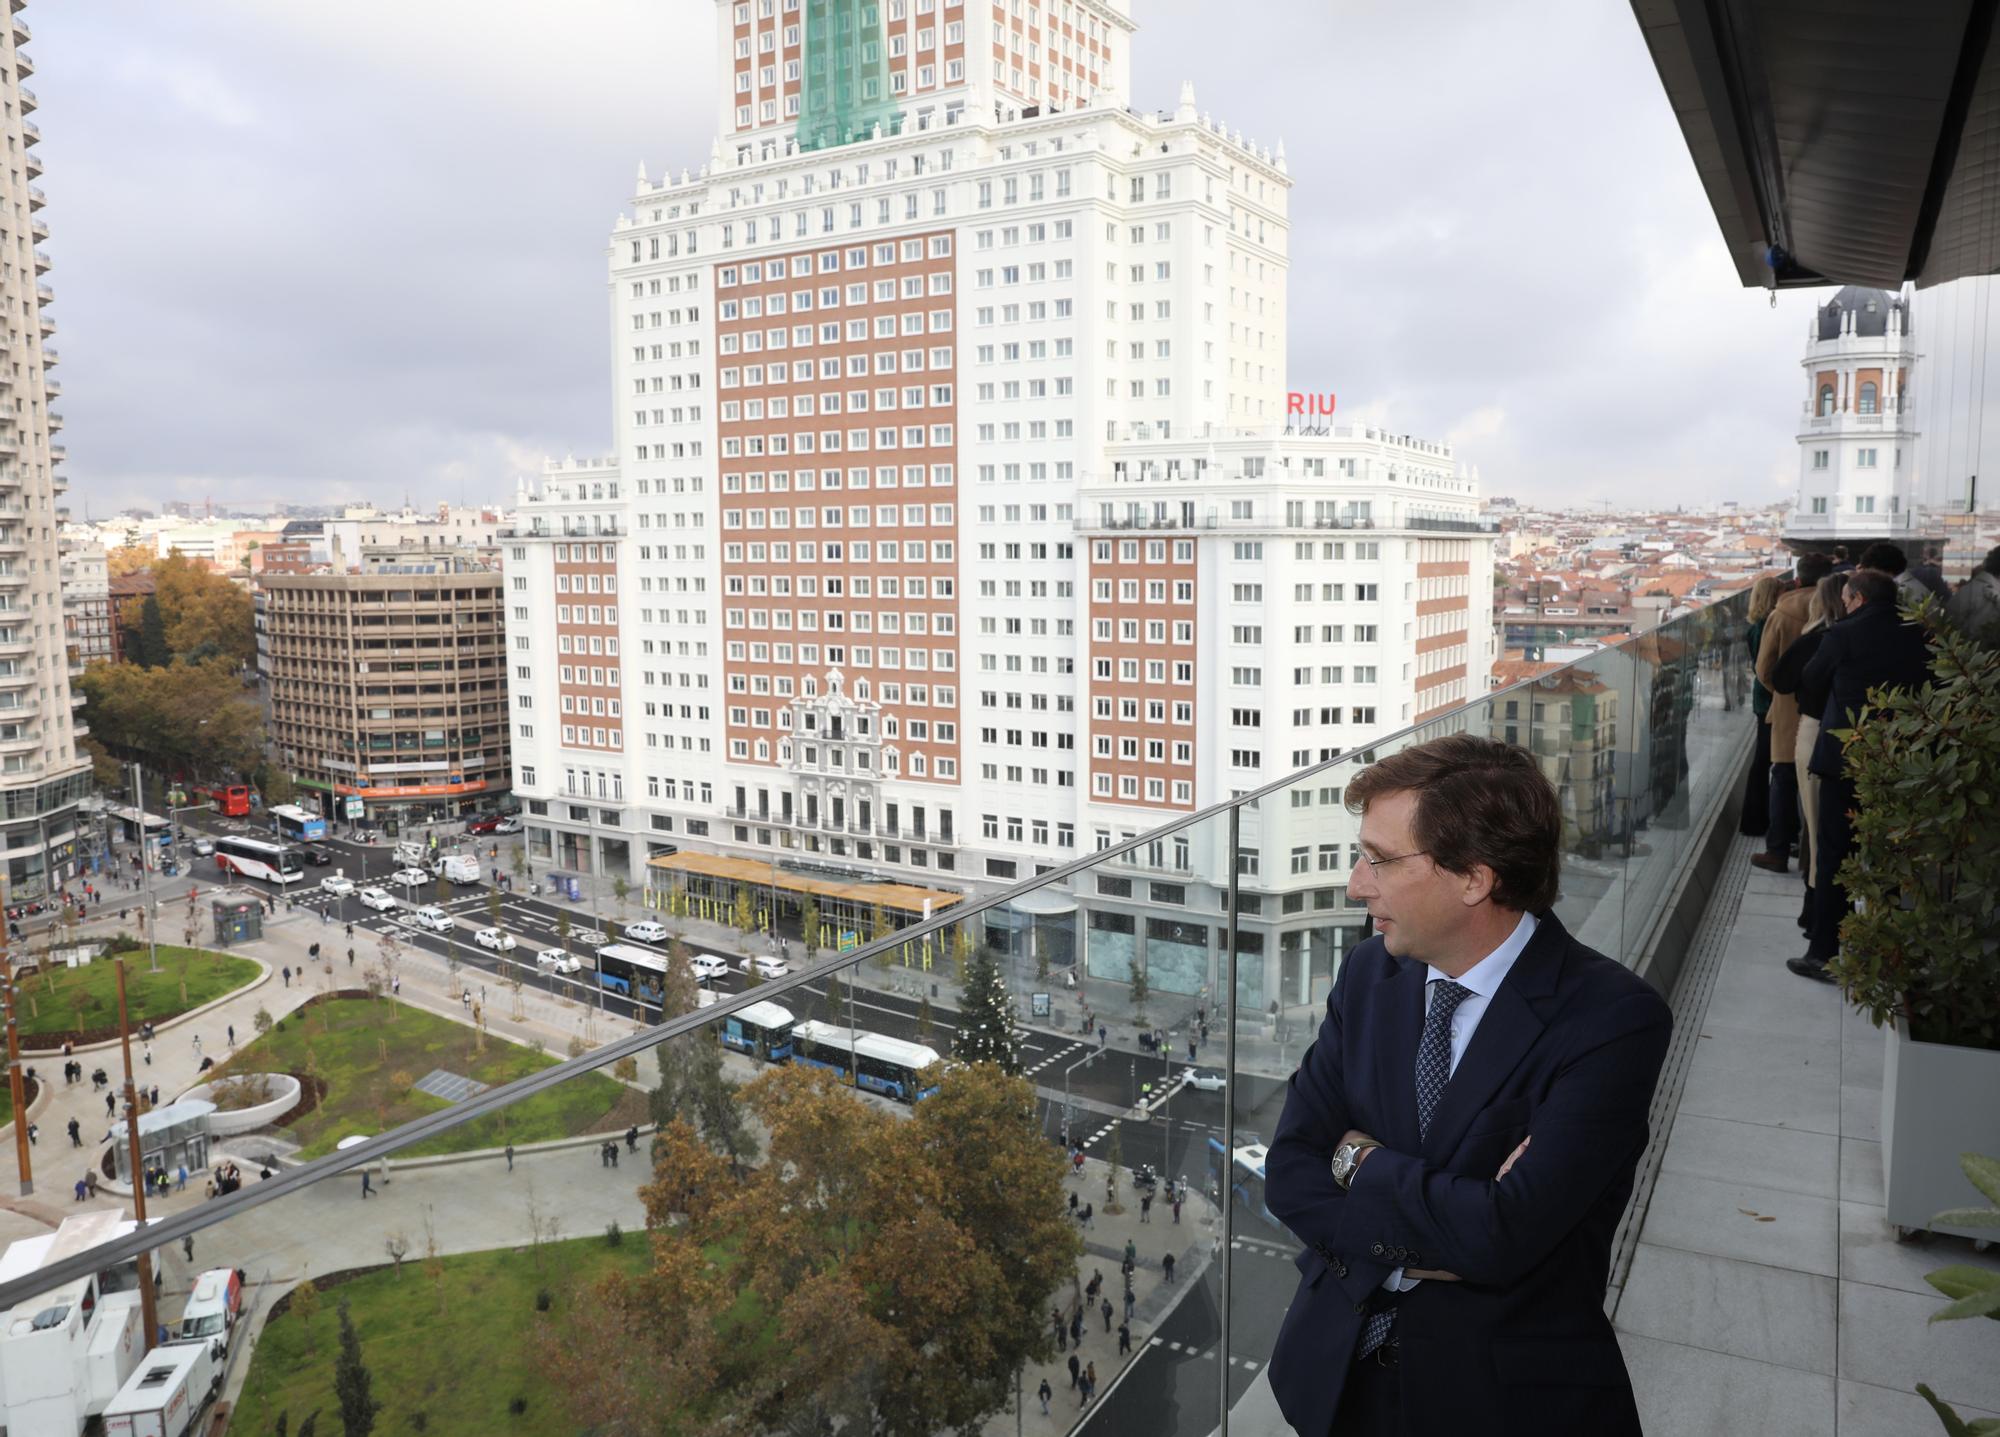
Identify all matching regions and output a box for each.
[646,849,963,916]
[1631,0,2000,288]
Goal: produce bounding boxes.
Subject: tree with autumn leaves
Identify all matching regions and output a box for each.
[551,1062,1078,1436]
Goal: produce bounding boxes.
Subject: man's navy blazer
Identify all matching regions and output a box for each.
[1264,910,1671,1437]
[1800,600,1932,779]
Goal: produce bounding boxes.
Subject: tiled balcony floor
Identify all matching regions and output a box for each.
[1613,846,2000,1435]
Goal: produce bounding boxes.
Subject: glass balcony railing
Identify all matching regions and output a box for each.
[0,595,1752,1436]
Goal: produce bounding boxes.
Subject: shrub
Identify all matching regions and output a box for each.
[1833,607,2000,1051]
[604,1221,623,1247]
[508,1397,528,1417]
[611,1056,638,1083]
[103,933,142,955]
[252,1007,275,1038]
[207,1073,276,1111]
[534,1289,552,1313]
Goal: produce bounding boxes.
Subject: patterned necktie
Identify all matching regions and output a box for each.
[1358,979,1475,1359]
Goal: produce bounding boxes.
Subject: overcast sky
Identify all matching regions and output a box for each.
[33,0,1999,517]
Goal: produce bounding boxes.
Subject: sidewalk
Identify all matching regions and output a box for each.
[986,1156,1219,1436]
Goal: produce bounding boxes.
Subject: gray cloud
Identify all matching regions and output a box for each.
[34,0,1985,515]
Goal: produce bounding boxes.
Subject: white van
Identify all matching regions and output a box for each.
[436,854,481,885]
[175,1267,242,1361]
[412,906,454,934]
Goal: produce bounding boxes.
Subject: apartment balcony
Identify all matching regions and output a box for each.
[29,216,46,243]
[23,150,40,179]
[0,435,19,457]
[26,184,45,210]
[20,118,37,147]
[16,84,32,112]
[0,694,39,719]
[45,409,60,432]
[38,312,53,337]
[11,14,26,43]
[40,375,56,398]
[34,281,51,306]
[31,249,48,275]
[48,443,63,464]
[12,46,28,76]
[0,568,29,590]
[0,730,41,757]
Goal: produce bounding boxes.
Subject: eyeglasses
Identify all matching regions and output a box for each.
[1359,849,1427,873]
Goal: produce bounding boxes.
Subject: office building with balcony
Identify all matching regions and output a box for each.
[503,0,1497,1012]
[260,549,511,828]
[58,539,109,667]
[0,5,89,899]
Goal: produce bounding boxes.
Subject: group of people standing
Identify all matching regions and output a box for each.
[1743,541,1998,982]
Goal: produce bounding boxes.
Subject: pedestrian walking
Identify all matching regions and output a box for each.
[1124,1287,1135,1321]
[505,1143,515,1172]
[600,1143,610,1168]
[1162,1251,1176,1283]
[1038,1378,1052,1416]
[142,1042,152,1067]
[1172,1196,1182,1224]
[150,1085,160,1108]
[1081,1202,1093,1230]
[1098,1023,1107,1048]
[1118,1322,1131,1356]
[105,1092,116,1118]
[1067,1353,1080,1390]
[625,1125,639,1153]
[73,1177,86,1202]
[227,1024,236,1047]
[1069,1309,1083,1348]
[1085,1362,1098,1404]
[1123,1237,1137,1268]
[66,1117,80,1147]
[1100,1296,1113,1332]
[1140,1192,1151,1222]
[1068,1191,1079,1220]
[26,1122,36,1147]
[392,974,400,996]
[281,966,290,987]
[176,1164,187,1192]
[320,907,328,926]
[361,1171,373,1199]
[347,947,355,966]
[1188,1038,1197,1061]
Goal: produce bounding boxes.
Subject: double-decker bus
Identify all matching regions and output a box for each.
[791,1019,943,1103]
[268,803,328,843]
[202,785,252,819]
[212,836,303,886]
[720,1000,796,1062]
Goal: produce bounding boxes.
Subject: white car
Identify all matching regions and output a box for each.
[191,837,215,857]
[411,906,454,934]
[1182,1067,1228,1093]
[357,887,397,912]
[536,947,582,974]
[624,919,670,944]
[389,867,432,889]
[494,817,522,834]
[688,953,731,983]
[474,927,516,953]
[741,953,791,980]
[320,875,356,897]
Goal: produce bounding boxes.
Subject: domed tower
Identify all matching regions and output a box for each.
[1784,286,1930,557]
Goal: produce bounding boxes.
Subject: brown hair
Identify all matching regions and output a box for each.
[1748,574,1785,624]
[1811,572,1847,626]
[1846,569,1898,607]
[1343,733,1562,913]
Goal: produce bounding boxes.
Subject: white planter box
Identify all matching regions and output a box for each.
[178,1074,301,1137]
[1881,1021,2000,1238]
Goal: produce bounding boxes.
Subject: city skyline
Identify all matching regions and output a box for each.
[39,0,1998,518]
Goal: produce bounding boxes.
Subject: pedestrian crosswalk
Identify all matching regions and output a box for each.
[1144,1336,1262,1371]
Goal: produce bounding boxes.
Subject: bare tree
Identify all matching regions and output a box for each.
[523,1178,562,1272]
[383,1233,409,1278]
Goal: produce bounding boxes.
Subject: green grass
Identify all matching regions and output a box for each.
[13,946,259,1039]
[232,1231,655,1437]
[206,996,644,1160]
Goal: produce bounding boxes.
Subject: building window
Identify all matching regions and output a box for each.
[1818,384,1835,417]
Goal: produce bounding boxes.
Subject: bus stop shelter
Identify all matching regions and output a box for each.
[645,851,962,966]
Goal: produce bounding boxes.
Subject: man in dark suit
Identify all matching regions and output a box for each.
[1791,566,1934,982]
[1265,734,1672,1436]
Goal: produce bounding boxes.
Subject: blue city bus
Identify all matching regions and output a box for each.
[269,804,328,843]
[791,1020,943,1103]
[595,943,669,1015]
[1208,1135,1287,1235]
[721,1000,796,1062]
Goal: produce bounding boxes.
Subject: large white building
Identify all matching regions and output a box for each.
[1783,285,1930,554]
[503,0,1496,1009]
[0,10,90,901]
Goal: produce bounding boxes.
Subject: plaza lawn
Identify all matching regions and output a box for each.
[205,995,645,1160]
[232,1233,656,1437]
[14,946,259,1041]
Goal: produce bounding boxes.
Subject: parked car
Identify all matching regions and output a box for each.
[190,837,215,858]
[357,886,397,911]
[300,845,334,867]
[389,867,432,889]
[536,947,582,974]
[320,875,356,897]
[624,919,670,944]
[474,927,516,953]
[1182,1067,1227,1093]
[688,953,731,982]
[493,817,522,835]
[411,906,454,934]
[741,953,791,979]
[466,814,502,835]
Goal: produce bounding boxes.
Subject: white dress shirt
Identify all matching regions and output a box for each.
[1381,909,1540,1292]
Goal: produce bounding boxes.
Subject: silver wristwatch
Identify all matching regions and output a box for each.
[1331,1139,1380,1190]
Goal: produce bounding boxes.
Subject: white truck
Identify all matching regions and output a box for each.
[100,1339,215,1437]
[435,853,481,885]
[0,1212,152,1437]
[393,840,428,869]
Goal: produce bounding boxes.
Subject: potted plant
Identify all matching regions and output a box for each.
[1916,1153,1999,1433]
[1831,608,2000,1238]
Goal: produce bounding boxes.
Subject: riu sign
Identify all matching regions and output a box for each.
[1287,391,1337,419]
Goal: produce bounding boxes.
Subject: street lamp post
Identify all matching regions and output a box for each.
[129,764,159,974]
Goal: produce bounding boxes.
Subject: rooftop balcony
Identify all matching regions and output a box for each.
[12,591,1981,1437]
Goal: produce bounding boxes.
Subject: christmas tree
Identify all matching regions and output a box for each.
[952,944,1022,1074]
